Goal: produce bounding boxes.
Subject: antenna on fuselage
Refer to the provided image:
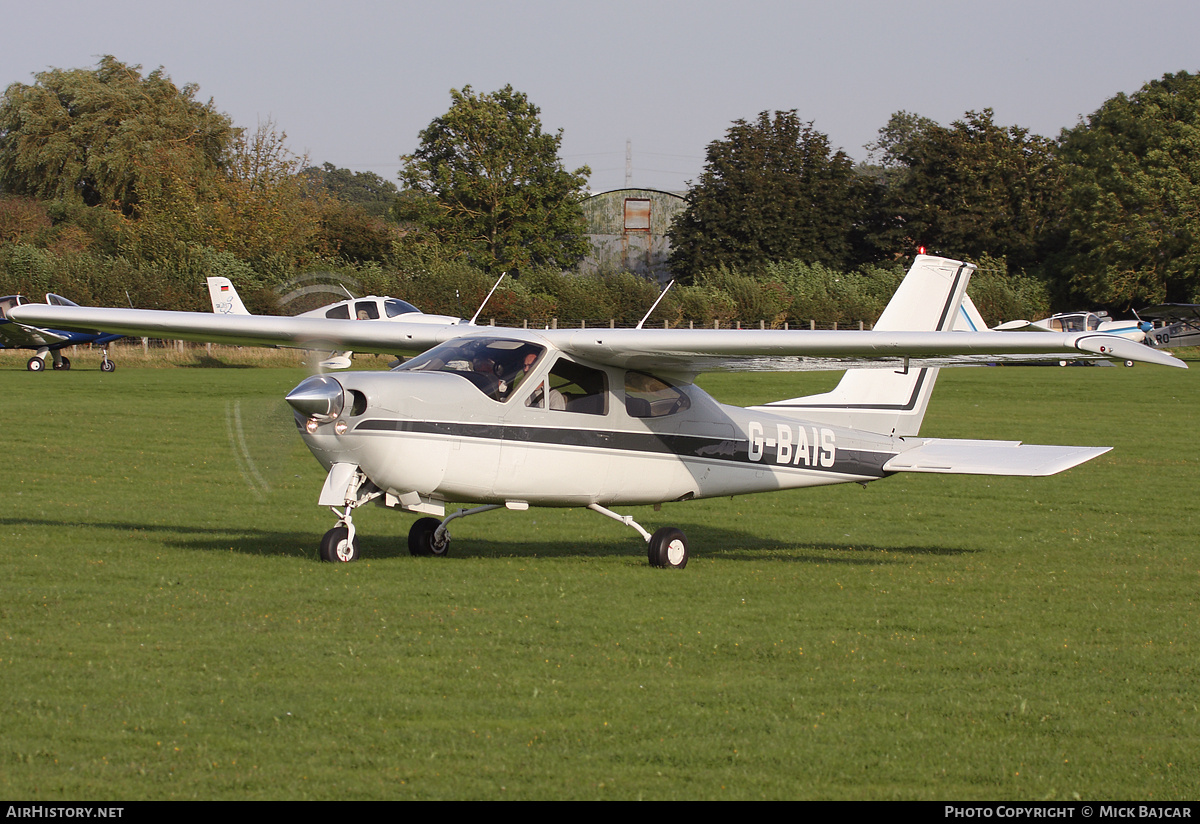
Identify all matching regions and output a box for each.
[636,280,674,330]
[469,273,508,326]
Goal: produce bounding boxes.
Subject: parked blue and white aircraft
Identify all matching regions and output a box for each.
[995,311,1152,340]
[9,256,1185,567]
[206,276,465,369]
[0,293,123,371]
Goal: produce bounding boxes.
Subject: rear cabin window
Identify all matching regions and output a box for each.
[625,372,691,418]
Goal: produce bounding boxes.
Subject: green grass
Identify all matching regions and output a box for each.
[0,359,1197,799]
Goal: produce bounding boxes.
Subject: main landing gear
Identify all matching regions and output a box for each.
[400,503,689,568]
[314,474,696,570]
[24,347,115,372]
[316,488,689,568]
[26,348,65,371]
[589,504,689,569]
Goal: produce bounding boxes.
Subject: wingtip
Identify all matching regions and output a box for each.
[1075,334,1188,368]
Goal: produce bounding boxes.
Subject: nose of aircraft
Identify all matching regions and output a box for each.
[286,374,345,420]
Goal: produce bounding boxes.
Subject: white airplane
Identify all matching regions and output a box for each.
[206,276,464,368]
[10,256,1184,568]
[995,311,1152,340]
[993,311,1155,366]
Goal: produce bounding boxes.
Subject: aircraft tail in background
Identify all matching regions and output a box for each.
[207,277,251,316]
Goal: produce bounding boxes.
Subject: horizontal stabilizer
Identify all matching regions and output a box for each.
[883,438,1111,476]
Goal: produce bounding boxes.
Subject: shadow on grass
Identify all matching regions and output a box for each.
[0,515,978,564]
[177,355,260,369]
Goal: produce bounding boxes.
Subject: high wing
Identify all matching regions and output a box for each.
[537,326,1184,372]
[9,256,1187,371]
[1138,303,1200,322]
[4,306,465,358]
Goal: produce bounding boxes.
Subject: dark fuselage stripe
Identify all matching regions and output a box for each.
[352,418,892,478]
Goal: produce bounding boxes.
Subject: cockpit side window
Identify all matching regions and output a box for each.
[355,301,380,320]
[325,304,351,319]
[625,372,691,418]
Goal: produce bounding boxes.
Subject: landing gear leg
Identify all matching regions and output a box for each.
[587,504,689,569]
[409,505,503,557]
[100,347,115,372]
[316,468,381,563]
[320,505,361,563]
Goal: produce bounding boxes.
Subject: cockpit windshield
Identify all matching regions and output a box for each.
[396,337,545,401]
[384,299,420,317]
[46,294,80,307]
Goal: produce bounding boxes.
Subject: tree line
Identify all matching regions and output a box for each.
[1,56,1197,326]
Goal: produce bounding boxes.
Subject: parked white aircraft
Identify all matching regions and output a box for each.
[206,276,464,368]
[993,311,1154,366]
[11,256,1184,567]
[995,311,1152,339]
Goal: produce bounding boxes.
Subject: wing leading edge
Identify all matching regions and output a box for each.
[9,254,1187,371]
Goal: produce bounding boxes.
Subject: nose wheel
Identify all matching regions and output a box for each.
[320,525,360,563]
[319,504,362,563]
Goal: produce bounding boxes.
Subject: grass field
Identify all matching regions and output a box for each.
[1,354,1197,799]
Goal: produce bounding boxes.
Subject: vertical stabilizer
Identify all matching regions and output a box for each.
[760,255,975,437]
[207,277,251,316]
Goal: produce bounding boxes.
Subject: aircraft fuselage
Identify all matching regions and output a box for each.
[294,358,898,511]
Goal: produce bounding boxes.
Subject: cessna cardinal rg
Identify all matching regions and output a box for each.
[9,256,1185,568]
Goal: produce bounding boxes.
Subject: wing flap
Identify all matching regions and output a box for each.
[883,438,1111,476]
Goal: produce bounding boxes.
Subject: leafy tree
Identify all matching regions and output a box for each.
[864,111,939,172]
[874,109,1065,273]
[119,120,322,273]
[0,56,232,214]
[1056,71,1200,305]
[398,85,591,274]
[667,110,872,279]
[303,163,399,218]
[858,110,938,186]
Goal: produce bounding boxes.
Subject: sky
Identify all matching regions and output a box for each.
[3,0,1199,193]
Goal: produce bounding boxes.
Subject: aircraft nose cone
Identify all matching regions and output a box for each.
[286,374,345,420]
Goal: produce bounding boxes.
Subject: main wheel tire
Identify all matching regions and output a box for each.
[648,526,689,569]
[27,357,44,372]
[408,517,449,557]
[319,526,360,563]
[100,359,116,373]
[53,356,71,370]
